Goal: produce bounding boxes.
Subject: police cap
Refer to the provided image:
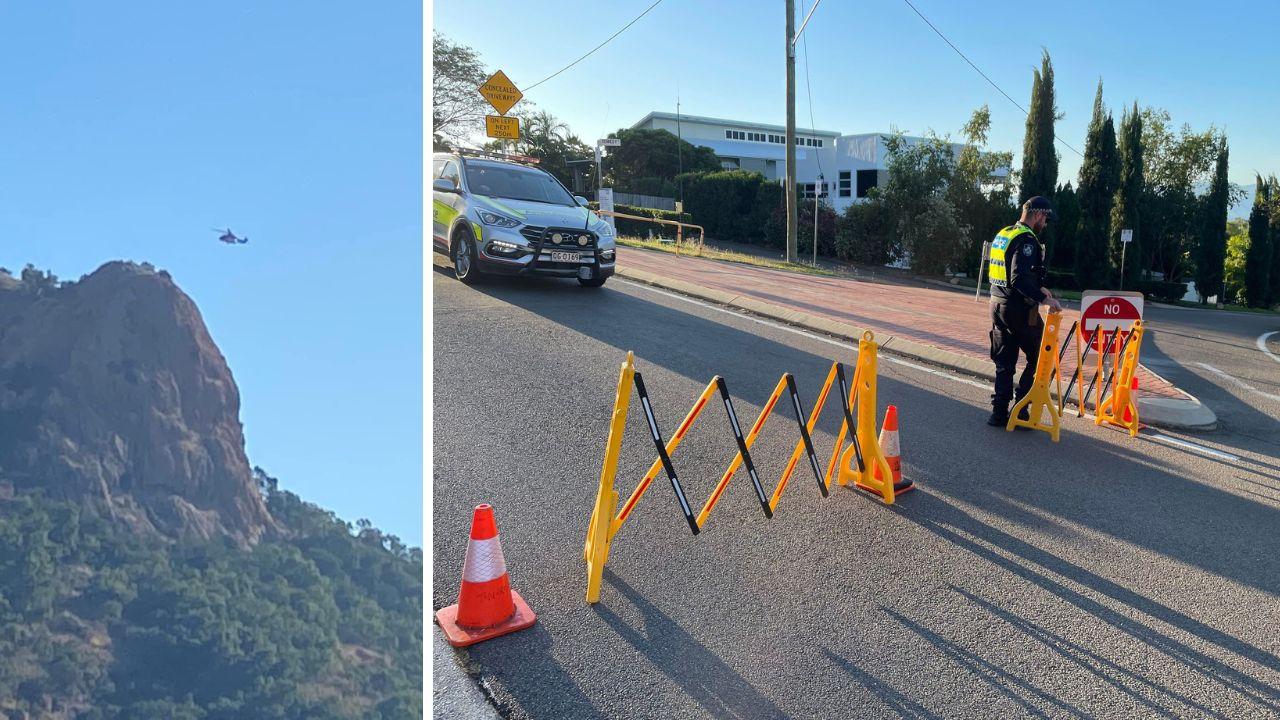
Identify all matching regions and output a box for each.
[1023,196,1056,222]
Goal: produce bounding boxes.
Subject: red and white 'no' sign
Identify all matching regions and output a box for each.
[1080,290,1144,345]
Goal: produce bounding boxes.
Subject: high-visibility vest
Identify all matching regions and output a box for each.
[988,224,1036,288]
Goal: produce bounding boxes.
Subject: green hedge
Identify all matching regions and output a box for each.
[1044,269,1080,292]
[674,170,781,244]
[592,203,693,238]
[1137,280,1188,303]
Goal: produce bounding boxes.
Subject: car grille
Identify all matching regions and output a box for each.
[520,225,596,248]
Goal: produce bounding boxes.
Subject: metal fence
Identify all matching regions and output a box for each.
[613,192,676,211]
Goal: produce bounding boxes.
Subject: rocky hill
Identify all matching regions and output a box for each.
[0,262,272,544]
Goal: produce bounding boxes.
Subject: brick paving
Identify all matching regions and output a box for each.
[618,247,1184,402]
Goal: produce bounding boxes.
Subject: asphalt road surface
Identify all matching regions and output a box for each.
[432,262,1280,720]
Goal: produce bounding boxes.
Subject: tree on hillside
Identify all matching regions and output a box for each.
[1074,81,1119,289]
[1193,142,1230,303]
[1052,182,1080,269]
[1243,176,1272,307]
[1019,50,1059,204]
[431,33,490,148]
[1110,104,1144,288]
[605,128,719,194]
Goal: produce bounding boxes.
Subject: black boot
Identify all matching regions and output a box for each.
[1012,400,1032,430]
[987,404,1009,426]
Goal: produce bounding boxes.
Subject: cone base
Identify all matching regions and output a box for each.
[436,589,537,648]
[854,478,915,498]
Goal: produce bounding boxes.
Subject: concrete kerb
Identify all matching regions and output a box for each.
[616,266,1218,431]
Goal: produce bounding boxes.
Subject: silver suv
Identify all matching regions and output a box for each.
[431,151,616,287]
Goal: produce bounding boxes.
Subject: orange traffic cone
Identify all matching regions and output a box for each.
[435,504,537,647]
[870,405,914,495]
[1122,377,1138,423]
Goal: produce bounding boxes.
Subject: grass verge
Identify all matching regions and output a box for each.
[617,236,839,277]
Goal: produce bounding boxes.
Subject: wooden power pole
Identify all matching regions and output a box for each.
[784,0,797,263]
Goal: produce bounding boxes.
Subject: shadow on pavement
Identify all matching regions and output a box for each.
[881,606,1093,719]
[898,493,1280,714]
[818,647,943,720]
[464,623,605,720]
[595,570,790,720]
[952,586,1219,718]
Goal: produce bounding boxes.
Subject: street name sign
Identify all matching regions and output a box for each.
[485,115,520,140]
[478,70,522,115]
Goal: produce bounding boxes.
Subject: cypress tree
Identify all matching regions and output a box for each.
[1051,182,1080,270]
[1075,81,1119,290]
[1110,104,1144,289]
[1019,50,1059,204]
[1267,176,1280,306]
[1193,142,1230,304]
[1243,176,1272,307]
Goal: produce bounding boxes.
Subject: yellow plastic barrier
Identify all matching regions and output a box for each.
[834,332,896,503]
[1007,311,1063,441]
[584,341,894,603]
[1095,320,1143,436]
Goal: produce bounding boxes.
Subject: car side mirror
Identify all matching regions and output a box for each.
[574,195,590,206]
[433,178,459,194]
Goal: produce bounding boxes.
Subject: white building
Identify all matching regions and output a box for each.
[630,112,1001,214]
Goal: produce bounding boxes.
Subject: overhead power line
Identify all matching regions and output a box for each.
[899,0,1083,158]
[523,0,665,93]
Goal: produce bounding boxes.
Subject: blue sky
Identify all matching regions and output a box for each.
[1,2,423,544]
[435,0,1277,195]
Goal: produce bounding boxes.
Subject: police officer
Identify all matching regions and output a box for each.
[987,196,1063,426]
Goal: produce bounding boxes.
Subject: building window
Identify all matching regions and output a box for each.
[818,139,824,148]
[856,169,879,198]
[721,157,740,170]
[838,171,852,197]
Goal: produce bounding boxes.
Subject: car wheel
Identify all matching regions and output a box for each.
[578,277,607,288]
[452,226,482,285]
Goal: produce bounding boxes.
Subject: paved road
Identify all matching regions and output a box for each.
[432,263,1280,720]
[1136,304,1280,458]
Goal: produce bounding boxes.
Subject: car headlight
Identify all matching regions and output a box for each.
[600,248,616,261]
[478,210,521,228]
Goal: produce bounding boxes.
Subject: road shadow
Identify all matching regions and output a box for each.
[595,570,790,720]
[951,586,1220,718]
[898,492,1280,714]
[817,647,943,720]
[462,622,606,720]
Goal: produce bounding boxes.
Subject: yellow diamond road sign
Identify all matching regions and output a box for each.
[486,115,520,140]
[478,70,522,116]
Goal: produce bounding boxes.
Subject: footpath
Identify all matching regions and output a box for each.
[616,246,1216,430]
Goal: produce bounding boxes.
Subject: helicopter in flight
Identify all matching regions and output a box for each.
[212,228,249,245]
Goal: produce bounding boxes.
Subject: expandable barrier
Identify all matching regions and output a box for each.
[1007,311,1064,441]
[584,332,896,604]
[1095,320,1144,436]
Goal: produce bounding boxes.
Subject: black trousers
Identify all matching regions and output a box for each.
[989,301,1041,410]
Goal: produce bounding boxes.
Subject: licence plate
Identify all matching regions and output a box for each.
[550,251,580,263]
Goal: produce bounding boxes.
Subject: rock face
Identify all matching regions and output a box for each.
[0,262,273,544]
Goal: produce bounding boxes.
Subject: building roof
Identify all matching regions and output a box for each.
[632,111,841,138]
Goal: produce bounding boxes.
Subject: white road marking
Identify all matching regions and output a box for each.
[1195,362,1280,403]
[1259,331,1280,366]
[618,279,1237,463]
[1143,433,1240,462]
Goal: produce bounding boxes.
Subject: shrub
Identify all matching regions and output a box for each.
[593,203,693,238]
[675,170,775,243]
[834,199,897,265]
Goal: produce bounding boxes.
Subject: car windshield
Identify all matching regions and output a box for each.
[465,163,575,206]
